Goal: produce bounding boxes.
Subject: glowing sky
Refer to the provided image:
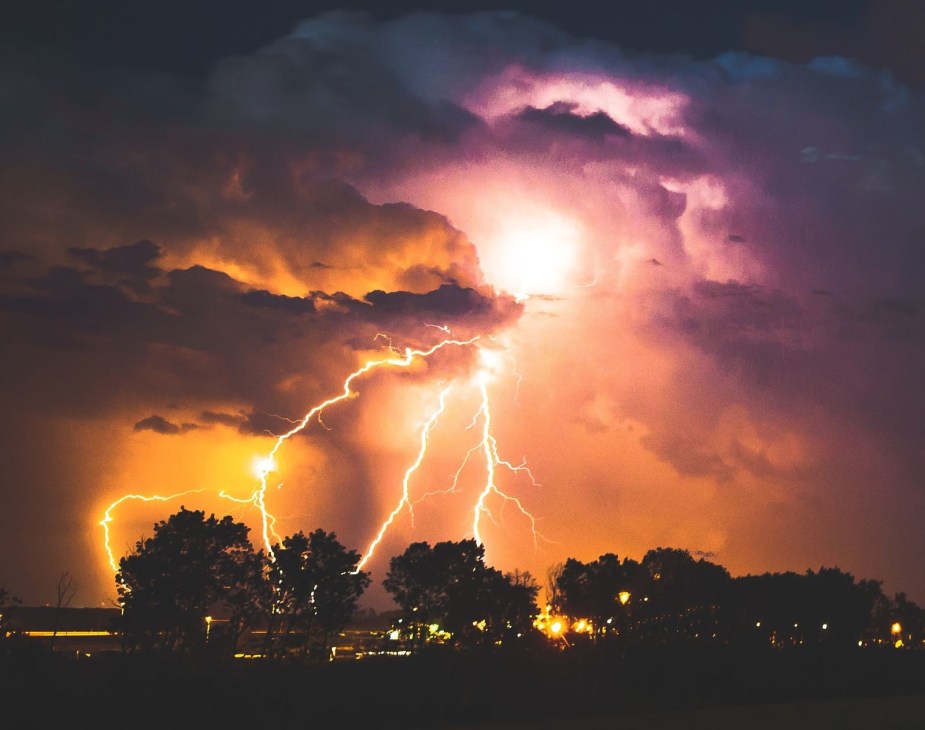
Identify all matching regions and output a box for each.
[1,5,924,609]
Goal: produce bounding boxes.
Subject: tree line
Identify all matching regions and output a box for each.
[2,507,923,660]
[544,549,924,650]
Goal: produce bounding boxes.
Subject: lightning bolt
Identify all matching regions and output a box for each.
[356,385,453,571]
[357,343,544,571]
[470,362,542,548]
[100,332,546,591]
[248,337,480,560]
[100,490,205,573]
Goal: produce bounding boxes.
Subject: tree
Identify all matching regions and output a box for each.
[0,585,21,639]
[730,567,882,647]
[436,538,491,647]
[50,571,77,651]
[804,567,876,645]
[483,570,540,648]
[384,540,539,652]
[116,507,264,656]
[890,592,925,646]
[555,554,642,642]
[267,529,370,659]
[545,562,564,611]
[384,541,454,652]
[640,547,731,641]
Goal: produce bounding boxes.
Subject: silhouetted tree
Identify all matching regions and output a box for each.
[116,507,264,656]
[50,570,77,651]
[555,554,641,642]
[891,592,925,646]
[0,585,21,638]
[437,539,491,647]
[639,547,731,642]
[384,539,536,651]
[267,529,370,659]
[545,562,564,610]
[384,541,453,652]
[485,570,541,647]
[805,567,875,644]
[861,578,892,642]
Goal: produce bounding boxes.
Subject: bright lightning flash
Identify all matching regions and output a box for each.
[252,456,276,480]
[469,349,541,547]
[101,332,544,587]
[357,343,544,569]
[481,210,581,302]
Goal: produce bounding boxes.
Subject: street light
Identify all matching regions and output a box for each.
[891,621,903,648]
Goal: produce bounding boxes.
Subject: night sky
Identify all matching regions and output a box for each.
[2,1,923,610]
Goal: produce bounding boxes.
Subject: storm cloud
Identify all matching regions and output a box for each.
[1,10,923,610]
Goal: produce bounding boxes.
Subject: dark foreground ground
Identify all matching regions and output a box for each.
[2,643,924,728]
[466,694,925,729]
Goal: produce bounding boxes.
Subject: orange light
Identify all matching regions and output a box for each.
[251,456,276,479]
[481,209,581,301]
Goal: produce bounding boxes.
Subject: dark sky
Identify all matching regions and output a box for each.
[1,0,924,609]
[5,0,921,83]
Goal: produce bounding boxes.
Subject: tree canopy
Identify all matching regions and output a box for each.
[107,508,923,661]
[384,539,539,651]
[266,529,370,658]
[116,507,264,655]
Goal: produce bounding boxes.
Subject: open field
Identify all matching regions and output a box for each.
[465,694,925,730]
[3,643,924,728]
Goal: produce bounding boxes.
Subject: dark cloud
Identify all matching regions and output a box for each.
[682,280,805,337]
[0,237,518,423]
[240,289,317,314]
[133,415,199,435]
[363,283,520,325]
[516,102,631,139]
[207,17,481,146]
[199,410,249,429]
[2,7,925,609]
[197,409,286,437]
[67,239,163,284]
[196,409,298,438]
[0,50,486,298]
[742,0,925,87]
[0,250,35,269]
[859,298,918,323]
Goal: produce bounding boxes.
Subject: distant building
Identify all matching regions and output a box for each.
[8,606,122,655]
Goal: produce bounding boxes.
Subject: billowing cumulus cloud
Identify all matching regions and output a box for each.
[1,11,923,609]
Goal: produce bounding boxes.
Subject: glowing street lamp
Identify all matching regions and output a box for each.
[891,621,904,648]
[205,615,212,641]
[618,591,631,605]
